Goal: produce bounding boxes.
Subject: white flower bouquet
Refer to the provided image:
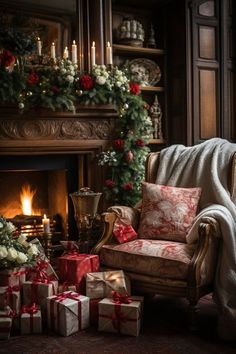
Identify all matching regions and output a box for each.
[0,217,39,270]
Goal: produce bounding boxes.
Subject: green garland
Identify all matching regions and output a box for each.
[0,50,153,206]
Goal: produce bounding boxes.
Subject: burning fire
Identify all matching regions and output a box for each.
[20,184,37,215]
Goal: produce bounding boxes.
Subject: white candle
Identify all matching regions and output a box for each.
[42,214,50,234]
[63,46,69,60]
[106,41,113,65]
[37,37,42,56]
[91,41,96,67]
[51,42,56,60]
[71,40,77,64]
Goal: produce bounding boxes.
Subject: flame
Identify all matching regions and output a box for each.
[20,184,37,215]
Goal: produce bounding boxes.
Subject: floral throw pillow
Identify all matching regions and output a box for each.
[138,182,202,242]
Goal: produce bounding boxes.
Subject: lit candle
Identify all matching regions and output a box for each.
[91,41,96,67]
[37,37,42,56]
[42,214,50,234]
[71,40,77,64]
[106,41,113,65]
[63,46,69,60]
[51,42,56,60]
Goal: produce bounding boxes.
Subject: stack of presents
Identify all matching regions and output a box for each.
[0,240,143,339]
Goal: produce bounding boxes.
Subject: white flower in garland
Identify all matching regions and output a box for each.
[0,246,8,259]
[7,247,18,261]
[16,252,28,264]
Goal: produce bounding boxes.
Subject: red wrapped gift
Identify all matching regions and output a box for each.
[113,222,137,244]
[0,285,21,313]
[89,298,103,327]
[28,259,58,282]
[58,253,100,294]
[0,267,26,287]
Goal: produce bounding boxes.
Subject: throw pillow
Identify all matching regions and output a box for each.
[138,182,202,242]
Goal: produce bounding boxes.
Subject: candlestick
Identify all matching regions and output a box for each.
[91,41,96,67]
[37,37,42,56]
[42,214,50,234]
[106,41,113,65]
[63,46,69,60]
[51,42,56,60]
[71,40,77,64]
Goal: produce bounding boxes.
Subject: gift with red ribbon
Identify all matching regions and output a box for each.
[23,279,58,314]
[57,253,100,294]
[86,270,130,299]
[0,306,13,340]
[0,267,26,287]
[20,303,42,335]
[98,292,143,336]
[0,285,21,313]
[113,221,137,244]
[47,291,89,336]
[89,298,103,327]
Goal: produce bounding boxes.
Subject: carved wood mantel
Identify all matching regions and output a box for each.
[0,105,118,155]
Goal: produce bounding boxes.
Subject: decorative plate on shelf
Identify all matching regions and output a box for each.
[129,58,161,87]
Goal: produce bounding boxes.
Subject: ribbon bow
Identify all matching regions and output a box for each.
[112,291,132,304]
[55,291,80,303]
[113,223,137,243]
[31,260,49,280]
[21,303,39,315]
[6,285,20,294]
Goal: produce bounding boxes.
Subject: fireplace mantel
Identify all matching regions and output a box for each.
[0,105,118,155]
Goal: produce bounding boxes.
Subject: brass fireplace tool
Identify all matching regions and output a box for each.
[70,187,102,252]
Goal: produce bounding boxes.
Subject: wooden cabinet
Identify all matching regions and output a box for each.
[110,0,167,146]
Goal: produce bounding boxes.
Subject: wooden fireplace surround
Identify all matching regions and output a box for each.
[0,105,118,206]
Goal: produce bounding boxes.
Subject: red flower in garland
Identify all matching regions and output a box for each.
[125,151,134,163]
[113,139,125,151]
[129,82,140,95]
[0,50,15,69]
[135,139,145,148]
[105,179,116,189]
[27,73,39,85]
[80,75,94,90]
[122,183,134,191]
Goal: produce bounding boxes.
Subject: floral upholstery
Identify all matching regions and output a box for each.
[100,239,196,280]
[138,182,202,242]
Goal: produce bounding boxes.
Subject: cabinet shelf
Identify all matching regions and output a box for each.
[113,44,165,57]
[141,86,164,93]
[148,138,166,145]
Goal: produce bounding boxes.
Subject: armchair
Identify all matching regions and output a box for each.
[93,147,236,326]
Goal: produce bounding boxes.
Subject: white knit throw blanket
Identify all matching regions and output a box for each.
[156,138,236,340]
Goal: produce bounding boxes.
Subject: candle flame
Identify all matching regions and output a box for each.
[107,41,111,47]
[43,214,47,219]
[73,40,76,45]
[92,41,95,47]
[20,184,37,216]
[52,42,55,46]
[37,37,40,41]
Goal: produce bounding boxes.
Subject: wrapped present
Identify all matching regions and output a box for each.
[23,279,58,313]
[0,267,26,287]
[113,221,138,244]
[47,291,89,336]
[58,282,80,293]
[30,239,59,280]
[98,291,142,336]
[20,303,42,335]
[89,298,103,327]
[0,306,13,340]
[0,286,21,313]
[86,270,130,299]
[58,253,99,294]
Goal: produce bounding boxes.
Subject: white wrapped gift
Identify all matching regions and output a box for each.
[47,291,89,336]
[98,295,142,336]
[20,304,42,335]
[86,270,130,299]
[0,306,12,340]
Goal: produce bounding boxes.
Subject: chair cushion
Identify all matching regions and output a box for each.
[138,182,202,242]
[100,239,196,280]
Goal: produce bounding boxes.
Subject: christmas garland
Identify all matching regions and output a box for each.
[0,49,153,206]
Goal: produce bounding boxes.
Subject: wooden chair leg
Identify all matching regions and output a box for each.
[188,300,199,331]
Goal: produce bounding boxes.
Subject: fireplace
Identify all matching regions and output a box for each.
[0,105,118,241]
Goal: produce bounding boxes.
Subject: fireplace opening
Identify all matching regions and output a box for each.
[0,154,80,241]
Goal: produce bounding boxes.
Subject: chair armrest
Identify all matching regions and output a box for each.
[188,216,220,290]
[92,206,141,254]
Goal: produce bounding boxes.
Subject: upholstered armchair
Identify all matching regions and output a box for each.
[93,147,236,326]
